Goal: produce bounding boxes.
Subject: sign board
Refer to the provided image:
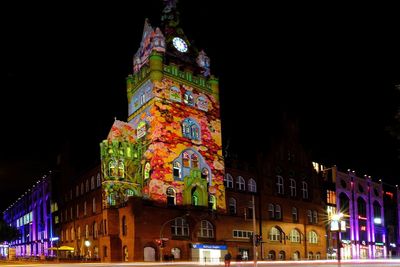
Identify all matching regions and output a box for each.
[192,244,227,250]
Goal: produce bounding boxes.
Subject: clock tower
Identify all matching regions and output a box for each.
[100,0,225,211]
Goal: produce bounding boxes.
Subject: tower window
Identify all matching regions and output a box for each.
[144,162,151,180]
[191,154,199,169]
[170,86,182,102]
[182,118,201,140]
[182,152,190,167]
[183,91,194,106]
[173,162,181,180]
[167,187,176,206]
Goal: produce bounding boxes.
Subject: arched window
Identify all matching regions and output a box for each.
[290,229,300,243]
[308,252,314,260]
[199,220,214,238]
[236,176,245,191]
[275,205,282,220]
[109,160,117,177]
[248,178,257,192]
[358,197,367,217]
[293,251,300,261]
[197,96,208,111]
[66,228,69,241]
[118,160,125,178]
[85,180,89,192]
[201,168,209,180]
[182,118,200,140]
[171,217,189,236]
[308,231,318,244]
[173,162,181,180]
[108,193,116,206]
[269,227,281,241]
[191,154,199,168]
[225,173,234,189]
[76,185,79,197]
[208,195,216,210]
[276,176,284,194]
[290,179,296,197]
[302,181,308,199]
[144,162,151,180]
[192,187,199,206]
[170,86,182,102]
[268,250,276,260]
[292,207,298,222]
[316,252,321,259]
[228,198,236,215]
[81,182,84,195]
[183,91,194,106]
[278,251,285,260]
[182,152,190,167]
[268,203,275,219]
[91,176,95,190]
[167,187,176,206]
[122,216,127,236]
[92,197,96,213]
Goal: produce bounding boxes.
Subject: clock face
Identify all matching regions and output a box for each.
[172,37,188,52]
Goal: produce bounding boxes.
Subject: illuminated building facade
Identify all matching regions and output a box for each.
[322,166,387,259]
[2,171,59,258]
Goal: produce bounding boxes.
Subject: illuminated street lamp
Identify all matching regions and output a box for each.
[330,213,345,264]
[84,240,91,259]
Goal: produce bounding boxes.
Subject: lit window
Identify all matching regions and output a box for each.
[225,174,234,189]
[182,118,200,140]
[183,91,194,106]
[269,227,281,242]
[290,179,296,197]
[91,176,95,190]
[276,176,284,194]
[96,173,101,187]
[275,205,282,220]
[208,195,216,210]
[236,176,245,191]
[182,152,190,167]
[290,229,300,243]
[302,181,308,199]
[248,178,257,192]
[167,187,176,206]
[191,154,199,169]
[308,231,318,244]
[199,220,214,238]
[268,204,275,219]
[292,207,298,222]
[171,217,189,236]
[173,162,181,180]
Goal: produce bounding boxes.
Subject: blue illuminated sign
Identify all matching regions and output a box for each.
[192,244,227,250]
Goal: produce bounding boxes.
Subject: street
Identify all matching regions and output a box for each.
[1,259,400,267]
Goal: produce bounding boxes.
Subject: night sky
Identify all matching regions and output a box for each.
[1,1,399,211]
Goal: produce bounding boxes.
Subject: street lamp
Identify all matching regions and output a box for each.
[330,213,344,264]
[84,240,91,259]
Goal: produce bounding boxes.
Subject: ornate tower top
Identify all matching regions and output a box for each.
[133,0,211,77]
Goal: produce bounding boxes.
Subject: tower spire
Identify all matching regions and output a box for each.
[161,0,180,27]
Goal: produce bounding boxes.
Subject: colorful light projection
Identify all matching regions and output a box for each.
[101,76,225,211]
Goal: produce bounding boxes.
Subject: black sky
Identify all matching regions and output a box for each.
[1,1,399,211]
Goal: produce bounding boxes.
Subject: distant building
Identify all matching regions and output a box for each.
[2,171,59,258]
[322,166,386,259]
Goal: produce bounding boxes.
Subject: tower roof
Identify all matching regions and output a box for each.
[133,0,211,77]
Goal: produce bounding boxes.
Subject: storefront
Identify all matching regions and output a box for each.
[191,244,227,263]
[375,243,385,258]
[0,244,8,258]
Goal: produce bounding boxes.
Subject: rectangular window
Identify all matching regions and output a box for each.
[233,230,253,239]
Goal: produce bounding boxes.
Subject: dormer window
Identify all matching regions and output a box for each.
[183,91,194,106]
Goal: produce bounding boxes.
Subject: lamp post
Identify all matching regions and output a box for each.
[331,213,343,265]
[84,240,91,259]
[251,195,257,267]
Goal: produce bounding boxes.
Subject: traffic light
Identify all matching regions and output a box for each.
[255,234,262,246]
